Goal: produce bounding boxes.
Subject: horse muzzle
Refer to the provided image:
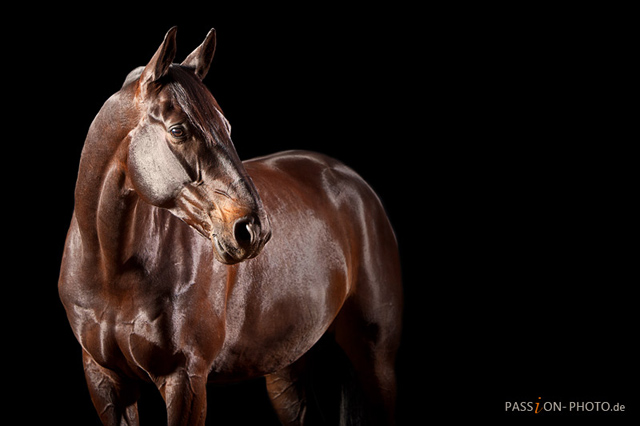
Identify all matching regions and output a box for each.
[169,184,272,265]
[211,212,272,265]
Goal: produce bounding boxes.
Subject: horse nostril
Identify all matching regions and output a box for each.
[233,217,255,247]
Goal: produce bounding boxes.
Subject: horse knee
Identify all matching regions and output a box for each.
[83,351,140,425]
[157,369,208,426]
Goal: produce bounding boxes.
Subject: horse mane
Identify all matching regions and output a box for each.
[123,66,145,88]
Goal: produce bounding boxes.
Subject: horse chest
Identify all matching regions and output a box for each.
[74,285,222,380]
[71,300,165,373]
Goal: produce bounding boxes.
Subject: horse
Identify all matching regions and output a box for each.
[58,27,402,425]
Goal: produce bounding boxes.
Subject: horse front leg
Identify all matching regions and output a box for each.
[82,350,140,426]
[157,368,208,426]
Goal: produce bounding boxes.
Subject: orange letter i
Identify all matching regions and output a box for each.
[535,397,542,414]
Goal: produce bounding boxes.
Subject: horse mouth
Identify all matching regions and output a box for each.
[211,234,249,265]
[211,228,270,265]
[212,234,237,264]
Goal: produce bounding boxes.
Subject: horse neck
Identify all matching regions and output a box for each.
[74,89,140,269]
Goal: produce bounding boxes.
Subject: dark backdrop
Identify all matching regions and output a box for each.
[9,3,632,424]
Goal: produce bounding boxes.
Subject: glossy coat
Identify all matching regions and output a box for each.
[59,27,402,425]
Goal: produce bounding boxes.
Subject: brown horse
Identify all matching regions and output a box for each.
[59,27,402,425]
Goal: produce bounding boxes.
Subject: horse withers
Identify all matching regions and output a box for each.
[59,27,402,425]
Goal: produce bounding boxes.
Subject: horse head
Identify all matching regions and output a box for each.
[125,27,271,264]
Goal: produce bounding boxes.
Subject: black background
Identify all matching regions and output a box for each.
[8,3,633,424]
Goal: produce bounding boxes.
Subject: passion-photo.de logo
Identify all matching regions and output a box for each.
[505,397,626,415]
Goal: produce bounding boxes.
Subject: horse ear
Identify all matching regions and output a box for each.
[181,28,216,80]
[139,27,178,96]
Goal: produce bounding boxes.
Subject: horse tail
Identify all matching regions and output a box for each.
[338,355,365,426]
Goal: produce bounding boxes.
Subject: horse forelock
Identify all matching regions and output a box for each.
[164,65,230,148]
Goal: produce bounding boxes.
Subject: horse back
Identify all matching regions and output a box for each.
[245,149,400,302]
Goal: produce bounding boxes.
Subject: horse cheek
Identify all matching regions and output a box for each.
[127,126,190,207]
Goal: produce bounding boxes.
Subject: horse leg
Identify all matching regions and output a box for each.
[156,368,208,426]
[82,350,140,426]
[265,355,311,425]
[334,293,402,426]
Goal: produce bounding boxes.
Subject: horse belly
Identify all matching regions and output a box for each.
[209,256,348,381]
[210,307,334,381]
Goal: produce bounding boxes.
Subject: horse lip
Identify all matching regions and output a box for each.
[212,234,240,265]
[211,232,270,265]
[212,234,225,257]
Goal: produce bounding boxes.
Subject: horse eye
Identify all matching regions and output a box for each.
[170,126,186,139]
